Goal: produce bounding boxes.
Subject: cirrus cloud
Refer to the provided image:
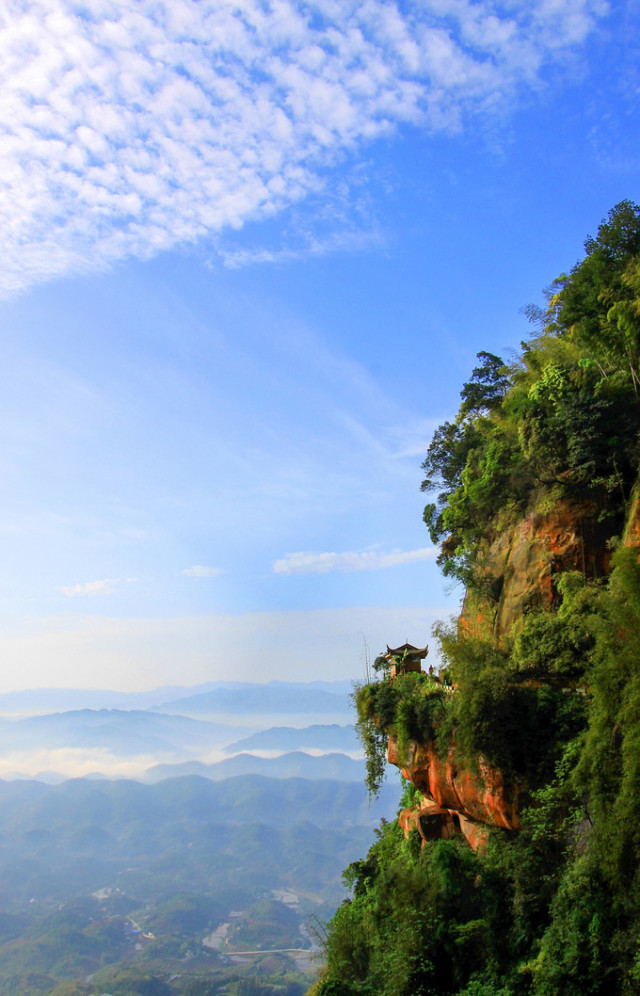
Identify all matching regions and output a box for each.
[0,0,607,296]
[273,546,438,575]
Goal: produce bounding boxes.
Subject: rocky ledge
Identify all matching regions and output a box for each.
[388,734,521,851]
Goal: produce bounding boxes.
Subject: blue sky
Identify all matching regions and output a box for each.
[0,0,639,691]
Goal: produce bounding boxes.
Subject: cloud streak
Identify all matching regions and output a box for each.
[59,577,136,597]
[182,565,224,578]
[273,547,437,575]
[0,0,606,295]
[218,226,386,269]
[59,578,119,597]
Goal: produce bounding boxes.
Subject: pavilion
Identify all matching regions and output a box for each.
[385,642,428,678]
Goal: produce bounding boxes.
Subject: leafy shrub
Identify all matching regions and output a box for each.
[354,674,448,796]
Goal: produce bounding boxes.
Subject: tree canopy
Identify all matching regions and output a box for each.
[420,201,640,587]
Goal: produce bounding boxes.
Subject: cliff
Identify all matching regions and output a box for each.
[388,488,640,852]
[390,734,516,851]
[459,493,615,643]
[315,203,640,996]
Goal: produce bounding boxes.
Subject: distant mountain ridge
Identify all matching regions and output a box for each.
[0,684,220,715]
[0,709,247,757]
[144,750,365,782]
[0,680,353,716]
[151,682,352,716]
[0,682,358,783]
[223,723,360,754]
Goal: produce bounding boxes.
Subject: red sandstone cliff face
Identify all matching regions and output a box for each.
[398,799,490,852]
[388,736,520,830]
[460,495,615,643]
[390,488,640,852]
[388,734,519,851]
[387,488,640,852]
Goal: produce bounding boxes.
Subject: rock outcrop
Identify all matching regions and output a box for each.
[389,734,518,851]
[460,495,616,643]
[398,799,490,852]
[388,486,640,848]
[389,489,640,852]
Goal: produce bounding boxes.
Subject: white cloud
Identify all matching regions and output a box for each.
[59,576,137,596]
[218,226,385,269]
[59,578,118,597]
[0,0,606,295]
[182,565,224,578]
[273,547,437,575]
[0,748,169,781]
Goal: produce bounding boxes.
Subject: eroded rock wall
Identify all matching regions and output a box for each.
[389,734,519,851]
[390,488,640,850]
[460,495,616,643]
[390,486,640,852]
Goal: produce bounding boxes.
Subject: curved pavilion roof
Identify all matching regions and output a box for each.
[385,643,429,659]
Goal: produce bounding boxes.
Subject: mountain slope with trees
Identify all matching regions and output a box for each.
[312,201,640,996]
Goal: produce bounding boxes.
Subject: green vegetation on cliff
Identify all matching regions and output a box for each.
[314,202,640,996]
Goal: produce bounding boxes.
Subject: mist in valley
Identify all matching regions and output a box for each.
[0,680,400,995]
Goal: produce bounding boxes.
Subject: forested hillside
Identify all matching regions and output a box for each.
[0,775,402,994]
[313,202,640,996]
